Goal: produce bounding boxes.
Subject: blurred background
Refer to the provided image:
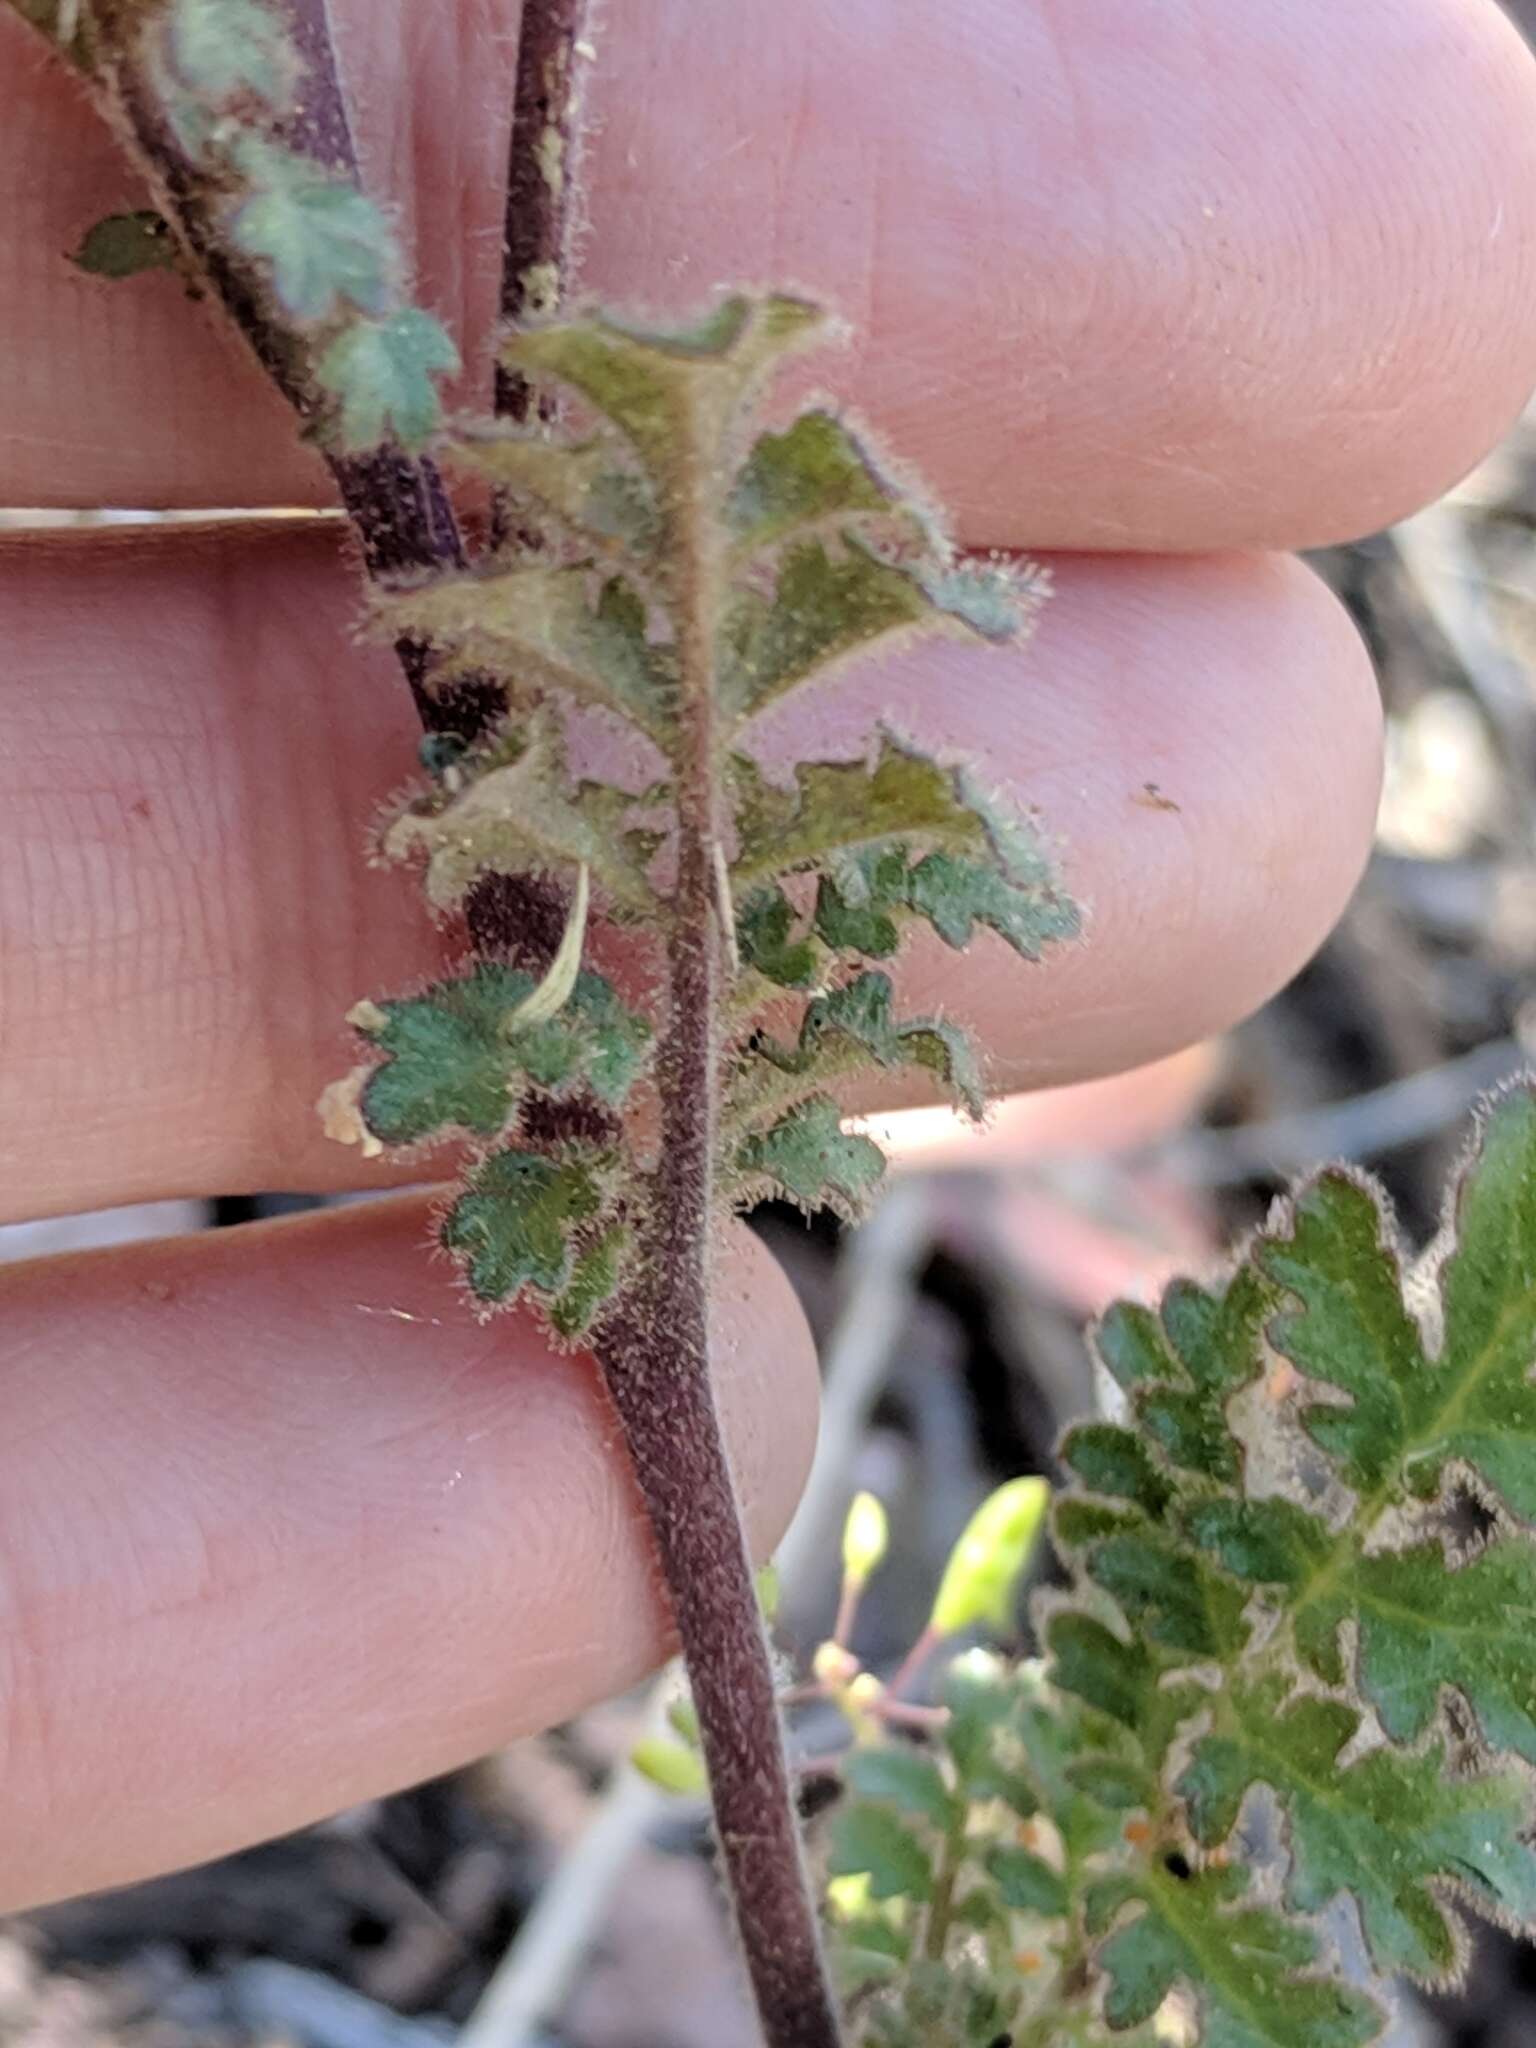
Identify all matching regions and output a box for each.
[9,6,1536,2043]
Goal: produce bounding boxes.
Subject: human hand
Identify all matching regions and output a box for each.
[0,0,1532,1909]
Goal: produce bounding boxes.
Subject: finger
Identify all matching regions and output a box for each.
[0,525,1380,1217]
[1,0,1533,548]
[0,1195,818,1911]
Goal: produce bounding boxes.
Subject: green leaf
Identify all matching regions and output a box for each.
[382,712,661,915]
[230,139,396,321]
[984,1845,1067,1916]
[1059,1421,1175,1520]
[1182,1679,1536,1982]
[1046,1613,1157,1735]
[1065,1756,1157,1811]
[500,295,823,498]
[1329,1538,1536,1764]
[734,1094,885,1218]
[1094,1269,1274,1487]
[317,307,460,451]
[905,847,1079,958]
[441,431,659,561]
[718,535,930,721]
[377,564,676,744]
[166,0,300,109]
[843,1748,960,1832]
[827,1803,935,1904]
[813,847,910,959]
[1261,1094,1536,1521]
[732,734,970,884]
[736,886,822,989]
[725,410,888,552]
[1033,1088,1536,2035]
[1184,1498,1331,1595]
[70,211,175,280]
[352,963,650,1148]
[731,733,1079,964]
[1097,1867,1381,2047]
[548,1224,630,1340]
[733,971,984,1125]
[441,1148,608,1307]
[1082,1527,1248,1660]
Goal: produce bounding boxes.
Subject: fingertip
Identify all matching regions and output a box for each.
[0,1196,819,1907]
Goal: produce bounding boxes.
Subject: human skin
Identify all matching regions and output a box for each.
[0,0,1533,1909]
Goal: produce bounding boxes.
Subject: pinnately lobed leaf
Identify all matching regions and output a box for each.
[328,291,1079,1285]
[440,1147,613,1310]
[164,0,301,109]
[316,307,461,451]
[229,137,398,322]
[1038,1085,1536,2037]
[346,961,651,1148]
[837,1089,1536,2047]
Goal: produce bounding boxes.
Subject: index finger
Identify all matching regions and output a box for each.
[1,0,1533,547]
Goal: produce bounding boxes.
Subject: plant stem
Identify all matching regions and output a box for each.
[922,1804,967,1963]
[78,1,484,736]
[497,0,590,419]
[590,413,842,2046]
[595,1306,841,2046]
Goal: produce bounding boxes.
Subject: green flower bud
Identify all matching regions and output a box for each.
[841,1490,890,1589]
[929,1477,1050,1639]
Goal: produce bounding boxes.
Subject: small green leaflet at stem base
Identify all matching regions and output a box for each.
[71,211,176,279]
[349,962,650,1149]
[316,307,460,451]
[734,1095,885,1218]
[164,0,300,111]
[441,1148,610,1307]
[229,138,398,322]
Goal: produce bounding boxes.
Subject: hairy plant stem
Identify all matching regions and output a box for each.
[41,8,840,2031]
[590,443,842,2047]
[76,0,478,732]
[497,0,589,420]
[922,1803,968,1965]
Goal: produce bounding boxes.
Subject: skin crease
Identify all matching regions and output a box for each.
[0,0,1530,1906]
